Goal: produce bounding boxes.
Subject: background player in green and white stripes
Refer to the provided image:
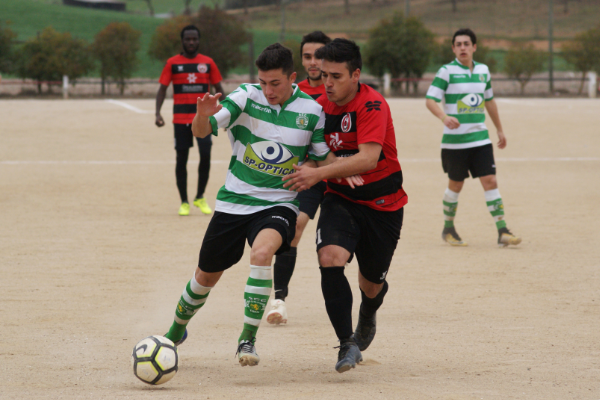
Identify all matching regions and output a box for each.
[425,28,521,248]
[161,43,358,367]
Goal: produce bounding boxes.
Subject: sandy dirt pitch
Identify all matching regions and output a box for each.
[1,98,599,400]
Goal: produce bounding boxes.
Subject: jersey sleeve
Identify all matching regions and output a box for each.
[425,66,449,102]
[158,60,172,86]
[307,110,330,161]
[209,59,223,85]
[356,98,388,147]
[484,72,494,101]
[208,84,248,136]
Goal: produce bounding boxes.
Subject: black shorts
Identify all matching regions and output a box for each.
[174,123,212,151]
[198,206,297,273]
[441,143,496,181]
[316,193,403,284]
[297,181,327,219]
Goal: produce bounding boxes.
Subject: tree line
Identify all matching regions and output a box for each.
[364,12,600,95]
[0,6,247,94]
[1,9,599,96]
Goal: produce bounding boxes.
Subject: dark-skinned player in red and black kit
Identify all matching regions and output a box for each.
[283,39,408,373]
[155,25,225,216]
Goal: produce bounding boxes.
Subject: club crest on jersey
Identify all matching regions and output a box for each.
[187,73,197,83]
[177,65,184,72]
[457,94,484,114]
[296,113,309,129]
[243,141,299,177]
[197,63,208,73]
[479,74,486,82]
[341,113,352,133]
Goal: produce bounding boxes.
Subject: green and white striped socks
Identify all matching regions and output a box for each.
[165,274,212,343]
[485,189,507,230]
[443,188,460,228]
[239,265,272,343]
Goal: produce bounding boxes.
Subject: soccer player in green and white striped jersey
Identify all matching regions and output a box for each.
[426,28,521,248]
[161,43,359,367]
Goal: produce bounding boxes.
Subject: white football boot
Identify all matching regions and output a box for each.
[266,299,288,325]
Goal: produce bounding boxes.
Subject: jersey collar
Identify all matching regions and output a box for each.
[281,84,300,110]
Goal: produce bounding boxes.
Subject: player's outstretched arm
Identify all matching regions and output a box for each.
[283,143,378,191]
[192,93,222,138]
[315,152,364,188]
[484,99,506,149]
[426,98,460,130]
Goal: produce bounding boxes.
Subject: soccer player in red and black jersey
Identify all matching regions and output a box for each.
[296,31,330,100]
[267,31,331,327]
[155,25,225,216]
[283,39,408,373]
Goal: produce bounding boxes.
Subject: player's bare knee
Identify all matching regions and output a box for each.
[195,268,221,287]
[361,283,383,298]
[480,174,498,190]
[448,179,464,193]
[250,245,275,266]
[318,247,347,267]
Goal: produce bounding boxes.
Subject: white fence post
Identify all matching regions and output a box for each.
[63,75,69,99]
[588,72,597,98]
[383,73,391,97]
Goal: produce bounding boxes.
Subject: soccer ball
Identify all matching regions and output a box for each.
[131,335,178,385]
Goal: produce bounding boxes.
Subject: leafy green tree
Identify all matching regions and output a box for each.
[15,27,94,94]
[562,26,600,94]
[365,12,435,94]
[504,43,546,95]
[0,20,17,76]
[93,22,141,95]
[435,37,498,73]
[148,6,249,77]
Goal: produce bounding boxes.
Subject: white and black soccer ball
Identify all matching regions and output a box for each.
[131,335,178,385]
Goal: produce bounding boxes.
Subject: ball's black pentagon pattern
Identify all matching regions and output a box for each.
[131,336,178,385]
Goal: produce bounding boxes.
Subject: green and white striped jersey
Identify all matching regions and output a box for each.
[208,83,330,215]
[426,59,494,149]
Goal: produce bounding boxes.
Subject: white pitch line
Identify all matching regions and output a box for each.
[105,99,154,114]
[2,157,599,165]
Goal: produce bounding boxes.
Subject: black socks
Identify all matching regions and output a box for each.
[360,280,388,319]
[273,247,297,300]
[195,140,211,199]
[175,149,189,203]
[320,266,353,340]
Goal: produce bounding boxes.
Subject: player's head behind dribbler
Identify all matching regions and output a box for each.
[180,25,200,56]
[300,31,332,82]
[255,43,297,106]
[452,28,477,65]
[315,38,362,105]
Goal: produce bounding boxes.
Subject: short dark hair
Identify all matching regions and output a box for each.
[452,28,476,45]
[255,43,295,76]
[300,31,332,55]
[314,38,362,74]
[181,25,200,40]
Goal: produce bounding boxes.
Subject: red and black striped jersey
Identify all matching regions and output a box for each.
[297,78,326,100]
[317,83,407,212]
[159,54,222,124]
